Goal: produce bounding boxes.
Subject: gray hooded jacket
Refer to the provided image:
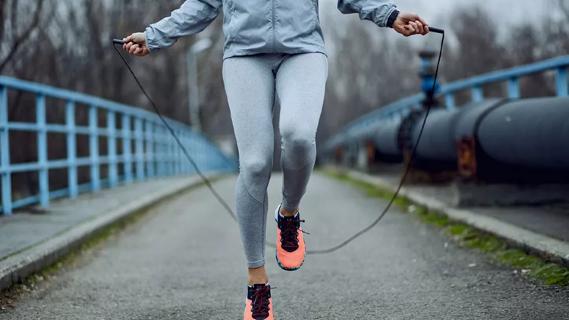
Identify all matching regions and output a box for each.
[145,0,398,59]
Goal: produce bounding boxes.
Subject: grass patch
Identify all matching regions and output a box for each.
[418,210,451,228]
[322,168,569,287]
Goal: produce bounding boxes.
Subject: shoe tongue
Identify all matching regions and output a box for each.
[281,214,299,222]
[248,283,271,299]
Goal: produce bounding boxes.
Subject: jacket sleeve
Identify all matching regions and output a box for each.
[145,0,222,51]
[337,0,398,28]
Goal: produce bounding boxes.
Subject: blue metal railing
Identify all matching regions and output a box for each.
[0,76,236,215]
[324,55,569,151]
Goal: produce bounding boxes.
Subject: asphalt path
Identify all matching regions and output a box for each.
[1,173,568,319]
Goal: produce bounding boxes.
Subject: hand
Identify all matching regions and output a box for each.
[122,32,150,57]
[393,12,429,37]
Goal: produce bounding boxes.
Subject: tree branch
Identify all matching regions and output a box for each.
[0,0,6,43]
[558,0,569,19]
[0,0,45,72]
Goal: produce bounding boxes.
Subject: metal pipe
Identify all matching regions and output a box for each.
[477,97,569,169]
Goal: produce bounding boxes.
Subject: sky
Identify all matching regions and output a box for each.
[390,0,548,25]
[322,0,549,27]
[318,0,553,53]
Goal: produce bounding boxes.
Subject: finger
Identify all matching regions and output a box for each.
[132,33,144,44]
[415,20,425,35]
[418,20,426,34]
[412,21,423,34]
[424,25,430,34]
[413,21,422,34]
[131,35,142,44]
[128,44,139,54]
[143,48,150,56]
[130,45,140,55]
[409,21,419,34]
[125,34,134,43]
[138,48,150,57]
[125,42,133,51]
[137,45,146,55]
[415,15,428,27]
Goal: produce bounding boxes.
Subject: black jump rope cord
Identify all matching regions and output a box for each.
[112,28,444,255]
[112,45,237,223]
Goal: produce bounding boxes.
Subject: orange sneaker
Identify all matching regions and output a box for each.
[244,284,274,320]
[275,205,306,271]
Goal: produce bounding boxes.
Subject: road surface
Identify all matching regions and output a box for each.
[1,173,568,319]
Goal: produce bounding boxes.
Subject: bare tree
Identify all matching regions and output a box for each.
[0,0,45,72]
[557,0,569,18]
[446,6,507,82]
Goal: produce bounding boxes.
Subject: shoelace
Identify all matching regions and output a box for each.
[251,286,271,319]
[279,217,305,252]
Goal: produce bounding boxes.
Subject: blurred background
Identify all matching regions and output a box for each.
[1,1,569,315]
[1,0,568,207]
[2,0,566,148]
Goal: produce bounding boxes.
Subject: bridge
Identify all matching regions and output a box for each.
[0,55,568,318]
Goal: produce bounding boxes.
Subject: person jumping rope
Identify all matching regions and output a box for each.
[120,1,429,318]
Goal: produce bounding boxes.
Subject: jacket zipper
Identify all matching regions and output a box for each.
[271,0,276,52]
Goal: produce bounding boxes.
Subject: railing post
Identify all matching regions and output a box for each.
[169,128,176,176]
[445,93,455,110]
[66,101,78,198]
[122,114,133,184]
[170,127,176,176]
[165,125,171,176]
[187,132,193,174]
[36,95,49,207]
[157,126,166,177]
[180,131,187,174]
[144,120,155,178]
[89,105,100,191]
[176,129,182,175]
[556,67,568,97]
[0,86,12,215]
[166,126,171,176]
[107,110,118,188]
[508,77,521,99]
[472,86,484,102]
[135,117,144,181]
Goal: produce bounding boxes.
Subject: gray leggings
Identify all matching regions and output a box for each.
[222,53,328,268]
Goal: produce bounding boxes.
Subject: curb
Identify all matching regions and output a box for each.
[334,168,569,267]
[0,174,225,291]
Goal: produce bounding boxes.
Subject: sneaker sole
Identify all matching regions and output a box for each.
[275,252,305,272]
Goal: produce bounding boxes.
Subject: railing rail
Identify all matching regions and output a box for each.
[0,76,236,215]
[325,55,569,151]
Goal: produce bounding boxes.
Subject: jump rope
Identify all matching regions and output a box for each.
[112,26,445,255]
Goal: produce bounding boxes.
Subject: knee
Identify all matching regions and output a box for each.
[280,127,315,153]
[240,156,272,182]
